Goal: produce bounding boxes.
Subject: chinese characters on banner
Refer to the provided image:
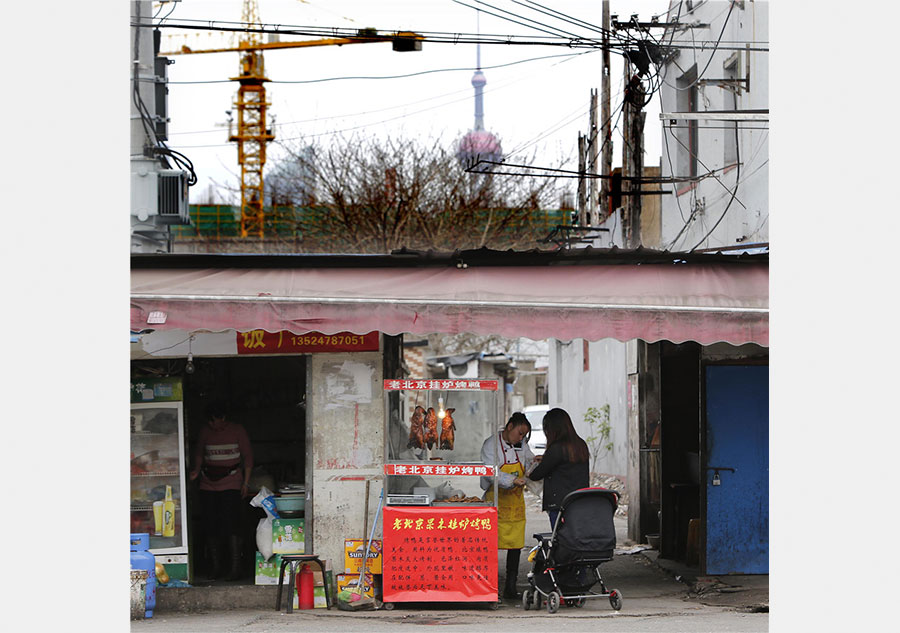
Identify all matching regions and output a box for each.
[383,507,498,602]
[384,464,496,477]
[236,330,380,354]
[383,379,499,391]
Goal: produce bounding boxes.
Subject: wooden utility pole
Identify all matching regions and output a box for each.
[577,133,587,227]
[631,110,646,248]
[622,57,646,249]
[588,89,599,226]
[599,0,613,221]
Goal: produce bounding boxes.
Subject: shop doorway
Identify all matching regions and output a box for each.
[181,355,308,582]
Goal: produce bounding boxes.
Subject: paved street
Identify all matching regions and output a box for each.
[133,604,767,632]
[133,492,767,632]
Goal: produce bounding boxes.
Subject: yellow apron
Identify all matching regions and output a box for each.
[484,434,526,550]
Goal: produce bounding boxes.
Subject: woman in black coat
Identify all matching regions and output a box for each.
[527,407,590,529]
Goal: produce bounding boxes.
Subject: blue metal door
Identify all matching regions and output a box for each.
[704,365,768,574]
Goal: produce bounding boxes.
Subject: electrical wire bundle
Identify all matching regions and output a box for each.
[132,3,197,186]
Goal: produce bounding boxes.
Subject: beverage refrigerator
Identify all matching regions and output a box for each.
[130,377,190,580]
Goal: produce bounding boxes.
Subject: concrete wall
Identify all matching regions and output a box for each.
[547,338,629,479]
[309,352,384,572]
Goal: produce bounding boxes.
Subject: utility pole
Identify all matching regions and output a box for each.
[577,133,586,227]
[588,89,599,226]
[622,58,646,249]
[599,0,613,222]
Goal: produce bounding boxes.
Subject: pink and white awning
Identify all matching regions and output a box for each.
[131,262,768,346]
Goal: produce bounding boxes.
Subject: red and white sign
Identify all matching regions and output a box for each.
[383,506,498,602]
[384,464,495,477]
[383,379,499,391]
[236,330,379,354]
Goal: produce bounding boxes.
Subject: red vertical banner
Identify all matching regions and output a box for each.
[382,506,498,603]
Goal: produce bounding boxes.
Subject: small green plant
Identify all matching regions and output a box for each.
[584,405,613,475]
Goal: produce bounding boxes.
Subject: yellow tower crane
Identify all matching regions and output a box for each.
[163,0,422,239]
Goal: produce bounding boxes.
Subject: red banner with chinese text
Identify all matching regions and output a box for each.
[384,463,495,477]
[236,330,379,354]
[383,379,499,391]
[382,506,498,603]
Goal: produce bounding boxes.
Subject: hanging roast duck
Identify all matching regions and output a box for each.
[439,408,456,450]
[407,405,426,450]
[423,407,439,450]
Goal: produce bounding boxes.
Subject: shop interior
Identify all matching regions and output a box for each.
[131,354,308,582]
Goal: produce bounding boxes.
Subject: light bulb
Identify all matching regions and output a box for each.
[437,397,445,418]
[185,353,195,375]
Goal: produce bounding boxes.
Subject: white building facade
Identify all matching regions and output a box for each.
[547,0,768,497]
[658,0,769,251]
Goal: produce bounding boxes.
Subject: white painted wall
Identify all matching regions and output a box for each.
[309,352,384,571]
[547,338,629,479]
[658,0,769,251]
[548,1,769,491]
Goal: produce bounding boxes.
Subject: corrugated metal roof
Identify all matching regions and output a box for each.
[132,246,768,270]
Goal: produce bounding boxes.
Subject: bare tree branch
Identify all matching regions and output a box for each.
[267,134,566,253]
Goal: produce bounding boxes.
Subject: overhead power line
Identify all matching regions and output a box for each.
[131,18,635,50]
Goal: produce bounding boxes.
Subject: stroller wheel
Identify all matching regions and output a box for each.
[609,589,623,611]
[522,588,532,611]
[574,597,586,608]
[547,591,561,614]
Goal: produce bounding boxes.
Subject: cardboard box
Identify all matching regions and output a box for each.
[272,519,305,554]
[314,585,327,608]
[336,572,375,599]
[254,552,284,585]
[343,539,382,574]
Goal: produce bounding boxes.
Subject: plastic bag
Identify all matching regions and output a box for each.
[525,478,543,497]
[256,517,274,561]
[250,486,279,519]
[524,464,543,497]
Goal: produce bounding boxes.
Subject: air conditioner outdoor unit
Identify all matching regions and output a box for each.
[157,169,191,225]
[448,358,479,379]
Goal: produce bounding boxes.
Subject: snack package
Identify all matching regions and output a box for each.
[250,486,280,519]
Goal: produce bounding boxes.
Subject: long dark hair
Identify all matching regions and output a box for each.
[542,408,589,463]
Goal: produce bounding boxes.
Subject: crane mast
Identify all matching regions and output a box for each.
[161,0,423,240]
[230,0,272,239]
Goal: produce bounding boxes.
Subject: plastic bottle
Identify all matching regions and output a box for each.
[162,485,175,538]
[297,564,315,610]
[130,533,156,618]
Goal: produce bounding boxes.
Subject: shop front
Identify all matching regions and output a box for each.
[131,248,768,593]
[131,327,393,585]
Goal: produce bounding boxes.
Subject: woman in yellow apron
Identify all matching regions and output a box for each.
[480,412,536,599]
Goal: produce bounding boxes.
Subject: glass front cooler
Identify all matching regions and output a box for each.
[130,380,188,555]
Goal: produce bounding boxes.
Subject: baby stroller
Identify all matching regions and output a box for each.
[522,487,623,613]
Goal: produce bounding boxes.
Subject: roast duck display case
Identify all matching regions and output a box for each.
[381,379,502,606]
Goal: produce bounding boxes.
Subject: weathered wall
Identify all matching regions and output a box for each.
[547,338,628,479]
[658,0,769,251]
[309,352,384,571]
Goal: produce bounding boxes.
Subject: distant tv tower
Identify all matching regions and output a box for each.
[456,12,502,172]
[472,44,487,131]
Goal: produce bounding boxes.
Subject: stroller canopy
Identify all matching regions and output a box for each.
[556,488,619,560]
